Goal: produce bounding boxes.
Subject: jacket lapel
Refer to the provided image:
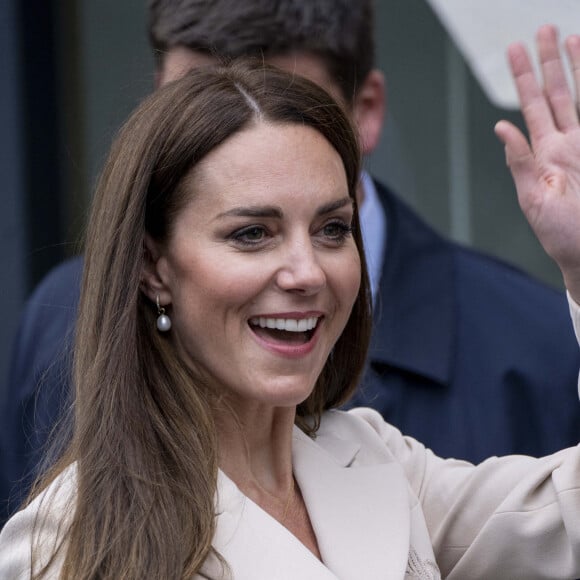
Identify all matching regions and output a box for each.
[370,180,456,385]
[208,424,413,580]
[210,470,338,579]
[292,427,411,580]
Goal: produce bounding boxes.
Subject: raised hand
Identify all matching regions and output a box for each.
[495,25,580,302]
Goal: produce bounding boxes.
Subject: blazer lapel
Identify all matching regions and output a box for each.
[210,470,338,580]
[208,425,413,580]
[292,427,411,580]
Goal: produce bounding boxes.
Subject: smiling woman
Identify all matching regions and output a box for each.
[3,31,580,580]
[142,122,361,412]
[0,60,372,579]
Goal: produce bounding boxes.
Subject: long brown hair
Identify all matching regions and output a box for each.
[31,60,371,579]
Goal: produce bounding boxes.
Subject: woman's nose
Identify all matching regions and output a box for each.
[275,239,326,295]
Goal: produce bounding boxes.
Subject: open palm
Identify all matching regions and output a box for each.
[495,25,580,300]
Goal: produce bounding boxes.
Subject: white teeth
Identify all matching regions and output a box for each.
[250,316,319,332]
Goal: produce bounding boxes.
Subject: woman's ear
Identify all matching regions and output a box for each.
[353,69,386,155]
[140,233,173,305]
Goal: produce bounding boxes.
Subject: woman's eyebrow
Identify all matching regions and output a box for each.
[215,196,352,220]
[216,206,283,219]
[316,196,353,217]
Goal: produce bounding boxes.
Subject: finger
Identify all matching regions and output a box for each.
[494,120,532,164]
[565,34,580,109]
[537,25,579,130]
[508,42,556,147]
[494,120,539,207]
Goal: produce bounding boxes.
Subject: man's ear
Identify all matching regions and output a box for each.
[353,69,386,155]
[140,233,172,305]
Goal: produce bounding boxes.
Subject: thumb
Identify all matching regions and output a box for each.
[494,120,538,208]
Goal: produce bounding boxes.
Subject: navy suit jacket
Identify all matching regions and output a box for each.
[347,181,580,462]
[2,181,580,526]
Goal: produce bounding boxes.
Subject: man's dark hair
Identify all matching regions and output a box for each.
[148,0,375,101]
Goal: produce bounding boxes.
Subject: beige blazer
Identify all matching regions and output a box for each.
[2,297,580,579]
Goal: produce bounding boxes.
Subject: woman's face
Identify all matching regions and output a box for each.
[148,122,360,411]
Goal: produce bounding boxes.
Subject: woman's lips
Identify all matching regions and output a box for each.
[248,315,322,355]
[249,315,319,332]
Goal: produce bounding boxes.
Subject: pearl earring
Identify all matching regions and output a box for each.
[156,295,172,332]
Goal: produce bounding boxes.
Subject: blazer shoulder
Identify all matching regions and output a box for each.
[0,465,76,578]
[317,409,433,498]
[318,409,425,462]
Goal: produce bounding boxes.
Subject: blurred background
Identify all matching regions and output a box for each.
[1,0,578,384]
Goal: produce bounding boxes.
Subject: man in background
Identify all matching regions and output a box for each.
[2,0,579,526]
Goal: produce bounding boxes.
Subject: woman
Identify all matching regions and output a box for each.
[2,26,580,579]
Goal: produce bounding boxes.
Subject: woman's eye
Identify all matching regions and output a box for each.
[230,225,268,246]
[322,221,353,242]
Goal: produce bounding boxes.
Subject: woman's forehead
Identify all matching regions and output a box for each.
[189,123,346,194]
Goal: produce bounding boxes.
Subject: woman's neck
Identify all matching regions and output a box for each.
[216,403,296,499]
[215,403,322,560]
